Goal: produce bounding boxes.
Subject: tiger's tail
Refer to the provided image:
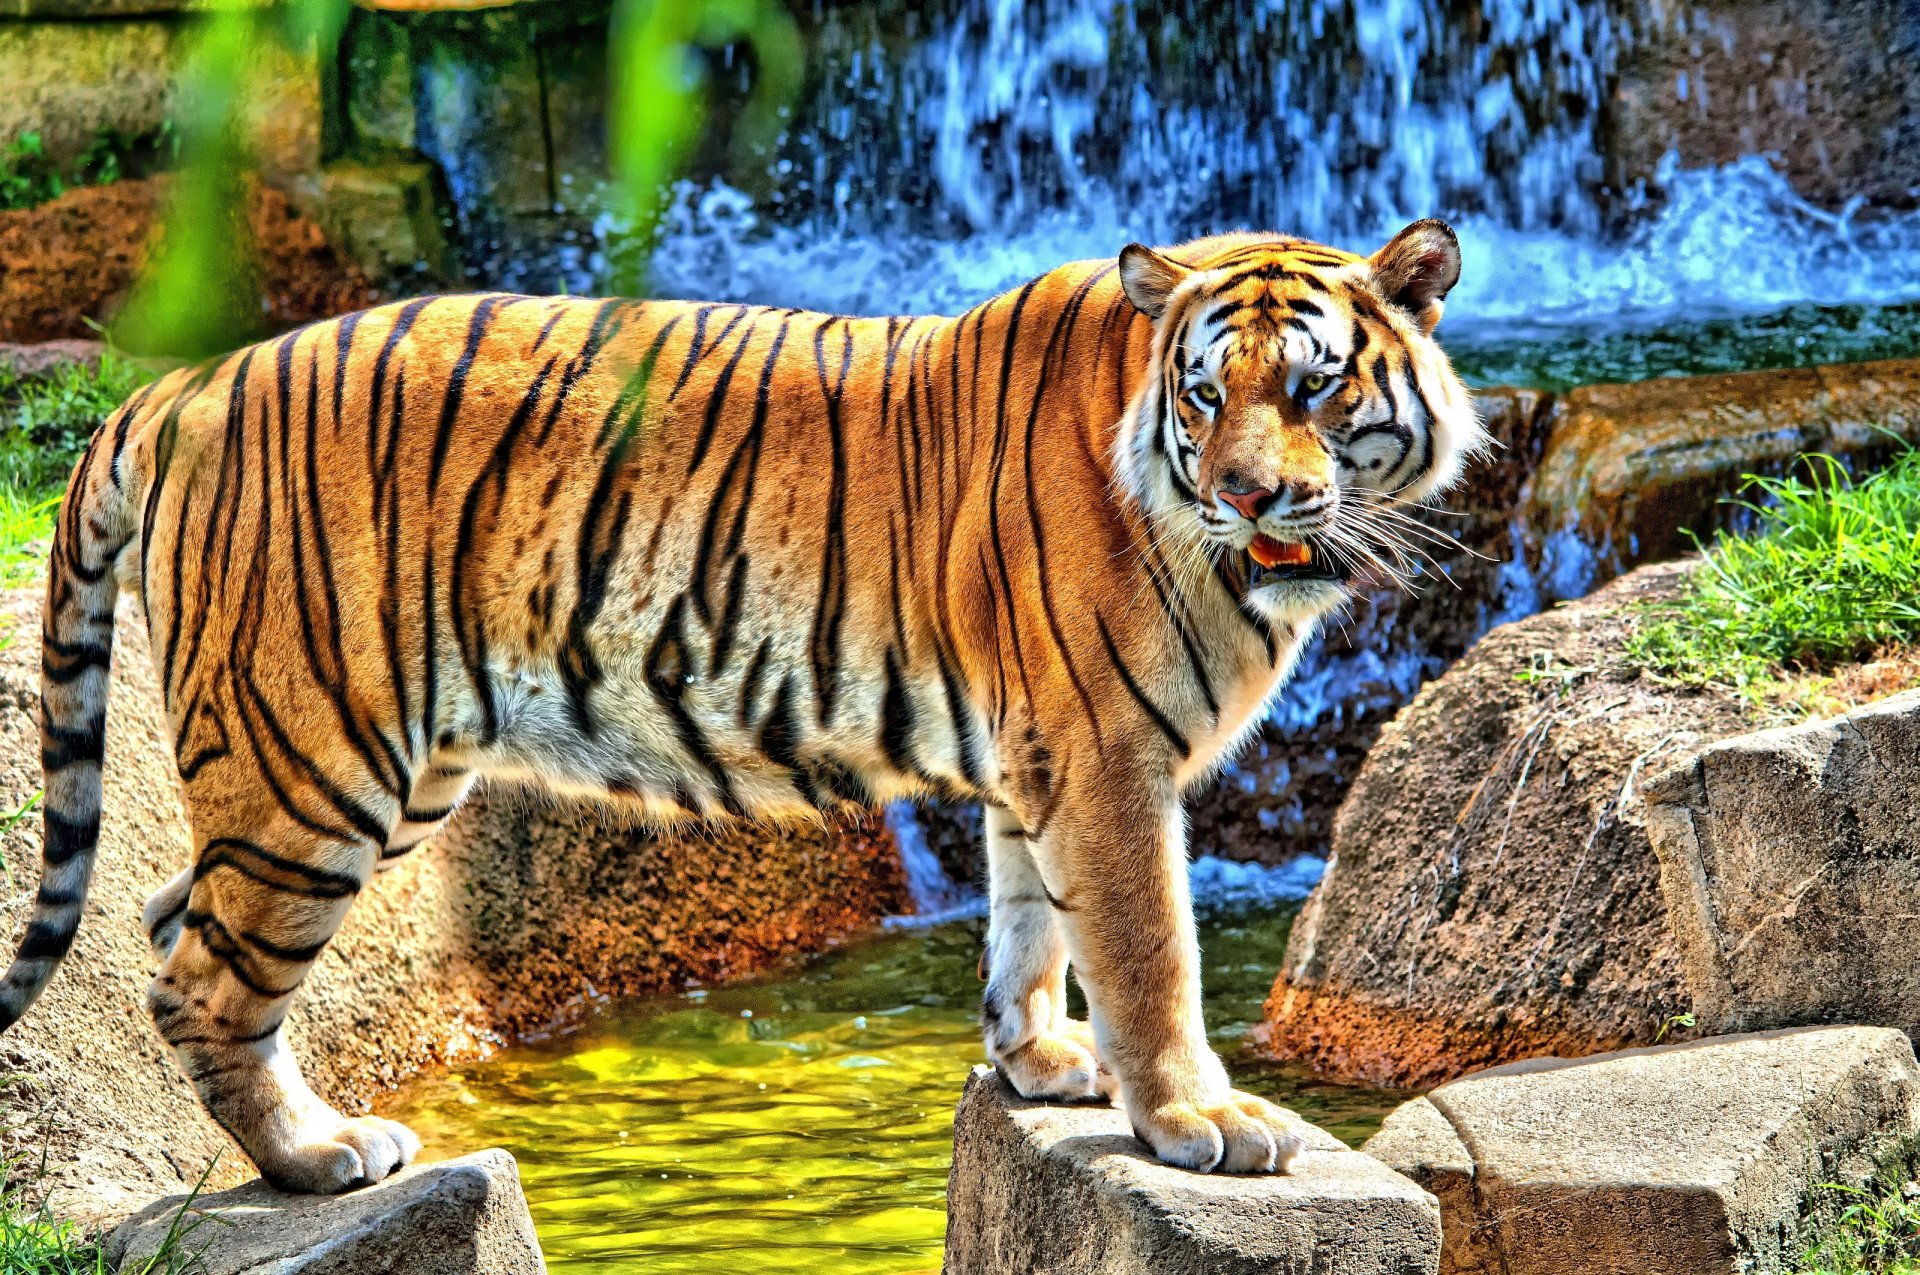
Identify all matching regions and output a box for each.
[0,403,144,1032]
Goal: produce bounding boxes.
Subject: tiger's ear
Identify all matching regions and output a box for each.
[1118,244,1191,320]
[1368,219,1461,334]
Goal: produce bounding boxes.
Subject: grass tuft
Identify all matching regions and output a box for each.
[1795,1177,1920,1275]
[1624,448,1920,709]
[0,354,153,586]
[0,1153,209,1275]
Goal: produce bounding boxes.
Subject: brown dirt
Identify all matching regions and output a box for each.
[0,586,908,1221]
[0,176,376,347]
[1253,561,1758,1089]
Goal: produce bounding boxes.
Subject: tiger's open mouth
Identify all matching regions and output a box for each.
[1247,533,1344,588]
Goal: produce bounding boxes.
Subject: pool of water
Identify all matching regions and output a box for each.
[384,902,1403,1275]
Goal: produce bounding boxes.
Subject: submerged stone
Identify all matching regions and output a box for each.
[1366,1027,1920,1275]
[944,1067,1440,1275]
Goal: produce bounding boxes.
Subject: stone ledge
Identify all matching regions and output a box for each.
[1365,1027,1920,1275]
[105,1149,546,1275]
[1645,688,1920,1037]
[944,1066,1440,1275]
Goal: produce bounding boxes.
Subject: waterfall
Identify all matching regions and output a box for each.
[784,0,1621,242]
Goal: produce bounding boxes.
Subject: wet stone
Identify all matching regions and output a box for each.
[944,1067,1440,1275]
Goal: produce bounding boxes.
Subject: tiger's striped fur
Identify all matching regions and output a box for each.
[2,223,1478,1191]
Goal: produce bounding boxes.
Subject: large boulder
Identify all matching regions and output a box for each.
[0,18,320,177]
[1524,359,1920,587]
[1254,561,1754,1088]
[944,1068,1440,1275]
[106,1149,544,1275]
[0,586,908,1219]
[1366,1027,1920,1275]
[1645,688,1920,1039]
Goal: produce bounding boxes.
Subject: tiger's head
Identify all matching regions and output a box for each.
[1116,222,1483,625]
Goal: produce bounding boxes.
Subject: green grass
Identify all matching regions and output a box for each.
[1624,448,1920,706]
[0,1155,208,1274]
[1795,1177,1920,1275]
[0,353,153,586]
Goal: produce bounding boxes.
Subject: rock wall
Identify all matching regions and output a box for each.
[1610,1,1920,212]
[0,586,908,1221]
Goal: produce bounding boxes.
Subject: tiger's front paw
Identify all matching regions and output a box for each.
[992,1019,1117,1104]
[259,1113,423,1194]
[1132,1089,1306,1174]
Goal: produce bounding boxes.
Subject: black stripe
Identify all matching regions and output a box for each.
[879,647,919,776]
[428,296,511,493]
[41,808,99,867]
[1094,615,1190,760]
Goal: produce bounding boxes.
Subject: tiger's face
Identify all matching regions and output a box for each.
[1118,222,1482,624]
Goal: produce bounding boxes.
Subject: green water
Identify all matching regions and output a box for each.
[1450,298,1920,392]
[385,906,1403,1274]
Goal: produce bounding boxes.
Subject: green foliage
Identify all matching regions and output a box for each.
[0,1153,207,1274]
[605,0,801,292]
[1796,1177,1920,1275]
[112,0,349,357]
[0,353,152,585]
[0,124,179,213]
[1624,449,1920,701]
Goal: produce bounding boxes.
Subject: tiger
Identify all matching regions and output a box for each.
[0,220,1479,1193]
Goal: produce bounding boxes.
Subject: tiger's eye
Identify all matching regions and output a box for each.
[1302,373,1329,394]
[1192,383,1222,407]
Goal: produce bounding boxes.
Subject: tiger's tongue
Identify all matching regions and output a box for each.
[1249,535,1311,569]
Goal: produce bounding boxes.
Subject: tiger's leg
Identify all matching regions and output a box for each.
[1042,775,1304,1174]
[378,765,475,870]
[980,804,1115,1102]
[148,812,417,1194]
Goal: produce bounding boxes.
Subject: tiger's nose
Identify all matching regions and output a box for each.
[1217,486,1276,519]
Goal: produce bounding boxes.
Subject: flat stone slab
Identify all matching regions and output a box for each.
[1645,688,1920,1037]
[1365,1027,1920,1275]
[104,1149,545,1275]
[944,1066,1440,1275]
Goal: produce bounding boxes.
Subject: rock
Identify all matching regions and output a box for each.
[1608,2,1920,213]
[0,176,375,349]
[0,338,105,378]
[943,1067,1440,1275]
[1645,688,1920,1038]
[1365,1027,1920,1275]
[1524,360,1920,583]
[106,1150,545,1275]
[0,20,179,167]
[1253,560,1756,1089]
[0,18,320,177]
[302,159,458,287]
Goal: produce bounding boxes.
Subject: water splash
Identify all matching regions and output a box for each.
[640,158,1920,340]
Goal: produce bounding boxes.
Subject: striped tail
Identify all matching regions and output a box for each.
[0,414,137,1032]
